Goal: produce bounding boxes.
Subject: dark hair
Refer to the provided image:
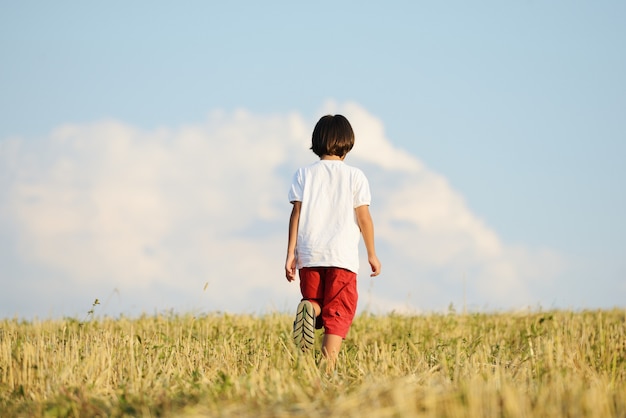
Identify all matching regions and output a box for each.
[310,114,355,158]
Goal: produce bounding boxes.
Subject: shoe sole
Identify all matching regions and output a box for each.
[293,300,315,352]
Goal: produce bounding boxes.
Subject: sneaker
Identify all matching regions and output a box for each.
[293,300,316,352]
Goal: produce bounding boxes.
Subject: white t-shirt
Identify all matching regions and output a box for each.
[288,160,371,273]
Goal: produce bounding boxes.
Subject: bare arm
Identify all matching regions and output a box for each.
[355,205,381,277]
[285,201,301,282]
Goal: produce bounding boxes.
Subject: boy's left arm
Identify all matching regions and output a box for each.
[285,201,301,282]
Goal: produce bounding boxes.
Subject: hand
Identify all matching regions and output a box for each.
[368,254,381,277]
[285,253,297,282]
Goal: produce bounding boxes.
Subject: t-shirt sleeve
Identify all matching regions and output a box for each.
[288,169,303,203]
[353,170,371,208]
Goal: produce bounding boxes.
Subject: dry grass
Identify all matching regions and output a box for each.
[1,309,625,417]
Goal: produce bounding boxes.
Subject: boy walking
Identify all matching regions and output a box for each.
[285,114,381,366]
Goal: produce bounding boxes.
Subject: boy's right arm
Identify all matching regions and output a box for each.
[355,205,381,277]
[285,201,301,282]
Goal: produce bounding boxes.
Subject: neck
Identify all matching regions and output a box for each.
[321,154,344,161]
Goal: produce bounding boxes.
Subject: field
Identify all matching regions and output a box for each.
[1,308,625,417]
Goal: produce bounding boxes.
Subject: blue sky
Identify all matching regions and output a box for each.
[1,1,624,318]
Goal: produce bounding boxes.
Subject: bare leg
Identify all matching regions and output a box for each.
[322,334,343,369]
[305,301,343,367]
[308,300,322,316]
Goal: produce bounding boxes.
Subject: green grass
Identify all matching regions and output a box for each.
[1,309,625,417]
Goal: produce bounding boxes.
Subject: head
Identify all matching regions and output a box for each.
[310,114,355,158]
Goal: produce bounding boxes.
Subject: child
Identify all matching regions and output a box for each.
[285,114,381,366]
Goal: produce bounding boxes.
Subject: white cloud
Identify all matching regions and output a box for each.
[323,100,422,173]
[0,102,565,318]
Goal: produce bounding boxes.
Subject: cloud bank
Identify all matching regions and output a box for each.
[0,102,564,318]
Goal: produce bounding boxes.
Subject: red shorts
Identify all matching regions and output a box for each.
[299,267,358,339]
